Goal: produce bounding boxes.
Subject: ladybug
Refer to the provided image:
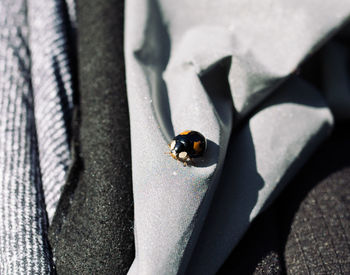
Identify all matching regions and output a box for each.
[169,130,207,165]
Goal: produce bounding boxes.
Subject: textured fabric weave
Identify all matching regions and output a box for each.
[28,0,75,223]
[0,1,53,273]
[0,0,75,273]
[49,0,135,274]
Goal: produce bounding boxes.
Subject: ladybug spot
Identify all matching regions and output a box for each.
[180,130,191,135]
[193,141,202,152]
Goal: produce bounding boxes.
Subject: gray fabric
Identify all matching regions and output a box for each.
[0,2,53,273]
[0,0,75,273]
[186,77,332,274]
[28,0,75,223]
[125,0,350,274]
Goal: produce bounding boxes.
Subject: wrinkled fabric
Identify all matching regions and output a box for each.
[28,0,75,223]
[0,0,75,273]
[125,0,350,274]
[187,77,332,274]
[218,123,350,274]
[0,0,350,273]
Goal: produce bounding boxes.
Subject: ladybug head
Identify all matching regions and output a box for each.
[169,139,185,156]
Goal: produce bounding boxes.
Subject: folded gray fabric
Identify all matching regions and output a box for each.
[125,0,350,274]
[187,77,332,274]
[28,0,75,223]
[0,2,53,273]
[0,0,75,273]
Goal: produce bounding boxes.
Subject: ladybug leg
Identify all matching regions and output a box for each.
[183,156,193,167]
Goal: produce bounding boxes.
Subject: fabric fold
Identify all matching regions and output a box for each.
[125,1,350,274]
[126,1,232,274]
[0,0,75,273]
[0,1,54,273]
[27,0,75,223]
[186,76,333,274]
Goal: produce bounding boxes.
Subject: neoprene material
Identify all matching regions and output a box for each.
[124,1,349,274]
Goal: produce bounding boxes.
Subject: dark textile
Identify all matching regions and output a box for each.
[218,124,350,274]
[48,0,135,274]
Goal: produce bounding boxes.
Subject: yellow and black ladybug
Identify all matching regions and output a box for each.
[169,130,207,165]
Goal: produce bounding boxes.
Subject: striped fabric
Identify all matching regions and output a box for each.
[28,0,75,223]
[0,0,75,273]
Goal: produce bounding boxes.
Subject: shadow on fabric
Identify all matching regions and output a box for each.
[184,125,264,274]
[134,0,174,141]
[218,123,350,274]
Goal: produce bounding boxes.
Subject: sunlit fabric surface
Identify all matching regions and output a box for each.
[124,0,350,274]
[0,0,349,273]
[0,0,75,273]
[27,0,75,223]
